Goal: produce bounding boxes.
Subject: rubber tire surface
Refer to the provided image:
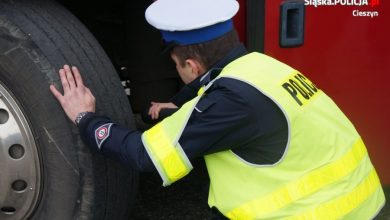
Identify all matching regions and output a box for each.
[0,0,138,219]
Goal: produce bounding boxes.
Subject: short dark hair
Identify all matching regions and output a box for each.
[171,29,240,70]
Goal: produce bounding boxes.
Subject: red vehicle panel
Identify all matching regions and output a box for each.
[234,0,389,185]
[262,1,390,184]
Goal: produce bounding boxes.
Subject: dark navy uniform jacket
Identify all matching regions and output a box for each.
[79,44,288,172]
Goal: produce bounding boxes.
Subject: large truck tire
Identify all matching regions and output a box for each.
[0,0,138,219]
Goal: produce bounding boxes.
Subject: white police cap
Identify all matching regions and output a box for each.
[145,0,239,45]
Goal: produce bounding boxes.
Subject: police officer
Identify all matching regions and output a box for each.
[50,0,385,219]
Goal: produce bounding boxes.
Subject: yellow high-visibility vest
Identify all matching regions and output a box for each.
[142,52,385,219]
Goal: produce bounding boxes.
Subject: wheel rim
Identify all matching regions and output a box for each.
[0,82,42,219]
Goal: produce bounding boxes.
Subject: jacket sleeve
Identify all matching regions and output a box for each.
[177,81,253,158]
[78,113,156,172]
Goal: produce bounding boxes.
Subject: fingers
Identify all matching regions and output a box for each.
[59,68,70,93]
[148,102,154,115]
[49,84,64,103]
[64,65,76,89]
[148,102,155,116]
[148,102,177,120]
[58,65,86,91]
[149,103,162,120]
[151,106,159,120]
[72,66,84,87]
[151,109,158,120]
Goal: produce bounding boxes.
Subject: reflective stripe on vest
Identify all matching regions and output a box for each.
[226,139,382,219]
[142,82,211,186]
[142,123,192,186]
[287,169,382,220]
[204,52,385,219]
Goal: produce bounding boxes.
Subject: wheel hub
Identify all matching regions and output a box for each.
[0,82,41,219]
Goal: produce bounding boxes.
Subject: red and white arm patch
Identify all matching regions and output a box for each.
[95,123,114,149]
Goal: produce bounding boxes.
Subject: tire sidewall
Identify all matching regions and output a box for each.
[0,34,93,220]
[0,2,137,219]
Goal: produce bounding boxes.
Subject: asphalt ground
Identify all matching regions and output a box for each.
[377,186,390,220]
[129,158,214,220]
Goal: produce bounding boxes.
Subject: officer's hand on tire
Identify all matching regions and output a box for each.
[50,65,96,124]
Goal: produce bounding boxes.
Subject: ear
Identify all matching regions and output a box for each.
[185,59,206,76]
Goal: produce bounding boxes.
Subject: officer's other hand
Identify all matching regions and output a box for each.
[49,65,96,124]
[148,102,177,120]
